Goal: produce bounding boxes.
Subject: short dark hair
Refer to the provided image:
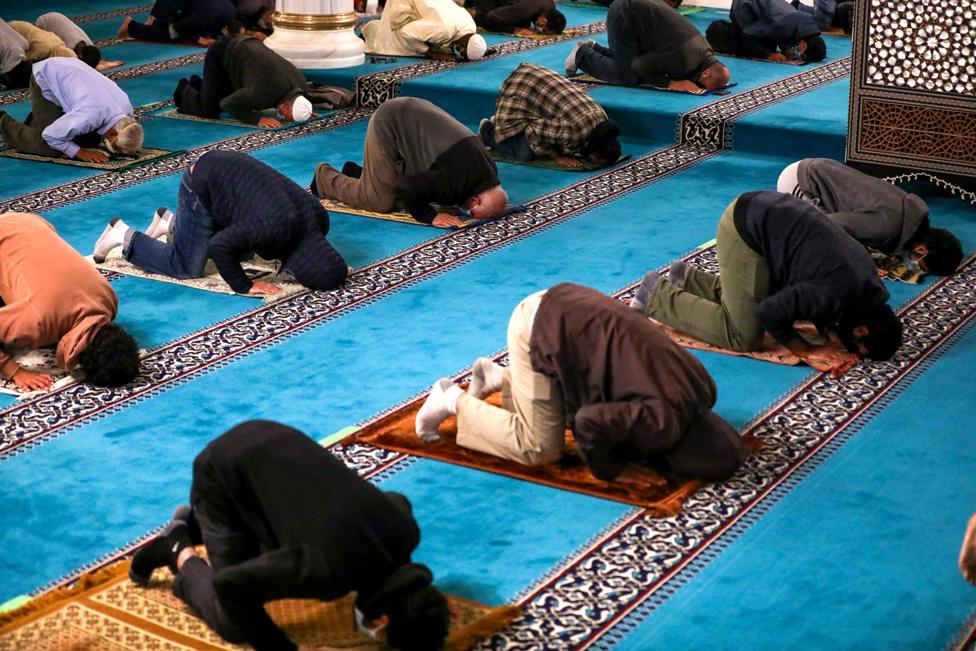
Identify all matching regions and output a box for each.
[542,8,566,34]
[920,227,963,276]
[802,35,827,62]
[78,45,102,68]
[854,305,903,361]
[587,138,622,165]
[77,323,140,387]
[385,585,451,651]
[705,20,742,55]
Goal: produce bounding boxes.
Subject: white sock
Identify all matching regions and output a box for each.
[468,357,505,397]
[93,218,132,263]
[146,207,174,239]
[565,43,581,76]
[415,379,461,442]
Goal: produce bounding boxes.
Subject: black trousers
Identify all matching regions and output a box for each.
[178,38,232,118]
[171,496,254,644]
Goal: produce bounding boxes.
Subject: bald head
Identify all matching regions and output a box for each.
[699,61,731,90]
[467,185,508,220]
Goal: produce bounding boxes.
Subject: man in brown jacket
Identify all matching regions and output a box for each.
[415,282,748,484]
[0,213,140,391]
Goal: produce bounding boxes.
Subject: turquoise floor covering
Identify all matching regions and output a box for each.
[2,3,975,648]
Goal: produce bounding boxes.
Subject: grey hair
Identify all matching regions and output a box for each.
[108,117,144,154]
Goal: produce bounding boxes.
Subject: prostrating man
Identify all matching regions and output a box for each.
[0,57,143,163]
[312,97,509,228]
[129,420,451,651]
[0,19,31,89]
[173,32,313,128]
[416,283,749,484]
[34,12,103,67]
[0,212,140,392]
[777,158,963,276]
[118,0,236,45]
[478,63,621,169]
[705,0,826,63]
[362,0,488,61]
[631,191,903,375]
[468,0,566,37]
[566,0,731,92]
[93,151,348,296]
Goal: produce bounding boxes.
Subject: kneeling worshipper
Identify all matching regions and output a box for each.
[778,158,963,276]
[33,12,103,67]
[8,18,98,67]
[806,0,854,33]
[0,212,140,392]
[0,19,31,89]
[118,0,236,45]
[416,282,749,485]
[631,191,903,376]
[0,57,143,163]
[468,0,567,37]
[565,0,731,92]
[92,150,348,296]
[129,420,451,651]
[478,63,621,168]
[362,0,488,61]
[312,96,509,228]
[706,0,826,63]
[173,31,313,128]
[233,0,275,35]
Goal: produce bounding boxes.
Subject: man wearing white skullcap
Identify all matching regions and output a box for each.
[363,0,487,60]
[173,31,314,128]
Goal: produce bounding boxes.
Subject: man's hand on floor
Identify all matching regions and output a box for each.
[12,368,55,392]
[76,148,109,163]
[802,346,859,378]
[552,154,583,168]
[432,213,464,228]
[257,116,283,128]
[613,464,668,490]
[668,79,701,93]
[247,280,283,296]
[768,52,788,63]
[513,27,538,37]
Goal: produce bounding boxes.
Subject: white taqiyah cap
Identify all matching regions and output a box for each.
[466,33,487,60]
[291,95,313,122]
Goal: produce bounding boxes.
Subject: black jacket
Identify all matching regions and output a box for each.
[219,34,308,124]
[472,0,553,32]
[618,0,717,86]
[191,150,346,293]
[733,191,890,344]
[191,420,426,651]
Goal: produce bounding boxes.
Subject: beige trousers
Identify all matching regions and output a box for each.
[456,291,566,466]
[314,120,399,213]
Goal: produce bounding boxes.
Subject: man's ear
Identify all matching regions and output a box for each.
[853,325,869,338]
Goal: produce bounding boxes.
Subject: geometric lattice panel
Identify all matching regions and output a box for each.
[867,0,976,97]
[860,99,976,163]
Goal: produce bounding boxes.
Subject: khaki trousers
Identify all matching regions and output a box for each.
[456,291,566,466]
[314,120,399,213]
[0,75,63,156]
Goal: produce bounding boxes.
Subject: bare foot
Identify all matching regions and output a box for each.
[117,16,132,40]
[960,513,976,585]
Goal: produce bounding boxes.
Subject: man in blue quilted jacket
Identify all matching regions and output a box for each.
[92,150,348,296]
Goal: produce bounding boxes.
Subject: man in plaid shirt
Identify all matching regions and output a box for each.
[478,63,621,169]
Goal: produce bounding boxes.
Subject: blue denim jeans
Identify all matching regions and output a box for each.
[480,119,534,161]
[124,170,214,279]
[576,0,642,85]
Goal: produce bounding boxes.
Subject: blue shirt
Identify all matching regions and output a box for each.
[32,57,133,158]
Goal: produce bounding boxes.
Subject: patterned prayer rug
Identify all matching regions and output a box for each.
[476,27,585,40]
[320,199,525,229]
[0,561,520,651]
[872,251,925,283]
[716,52,809,65]
[0,347,77,399]
[91,252,306,299]
[0,147,181,170]
[344,391,762,514]
[647,318,805,365]
[569,74,737,95]
[564,0,704,13]
[490,153,631,171]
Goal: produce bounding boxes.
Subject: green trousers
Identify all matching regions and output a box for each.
[644,199,771,352]
[0,75,65,157]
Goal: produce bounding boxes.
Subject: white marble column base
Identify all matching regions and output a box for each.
[265,26,366,69]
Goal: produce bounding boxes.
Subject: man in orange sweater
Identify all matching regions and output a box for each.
[0,212,140,391]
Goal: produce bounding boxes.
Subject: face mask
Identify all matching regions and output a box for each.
[901,250,926,272]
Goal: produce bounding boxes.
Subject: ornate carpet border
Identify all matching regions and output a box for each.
[71,4,153,24]
[0,52,205,108]
[355,21,607,109]
[679,57,852,150]
[475,255,976,650]
[0,143,716,457]
[948,608,976,651]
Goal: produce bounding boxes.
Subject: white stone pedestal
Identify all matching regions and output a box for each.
[266,0,365,69]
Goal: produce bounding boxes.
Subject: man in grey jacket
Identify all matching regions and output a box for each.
[173,32,312,127]
[778,158,963,276]
[565,0,730,92]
